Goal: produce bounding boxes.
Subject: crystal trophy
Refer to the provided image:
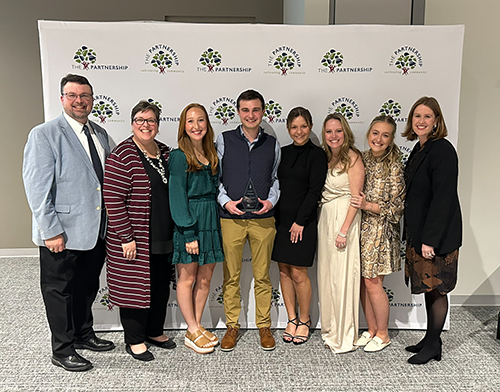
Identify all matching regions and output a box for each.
[240,178,260,212]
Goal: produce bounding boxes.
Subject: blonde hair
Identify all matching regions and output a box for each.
[402,96,448,141]
[321,113,360,174]
[177,103,218,175]
[365,115,402,176]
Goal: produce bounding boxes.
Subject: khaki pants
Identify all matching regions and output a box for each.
[220,217,276,328]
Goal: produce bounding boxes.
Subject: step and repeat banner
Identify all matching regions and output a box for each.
[39,21,464,330]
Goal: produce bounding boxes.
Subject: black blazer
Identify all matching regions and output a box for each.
[404,138,462,255]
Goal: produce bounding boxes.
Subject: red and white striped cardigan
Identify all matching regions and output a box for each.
[103,137,170,308]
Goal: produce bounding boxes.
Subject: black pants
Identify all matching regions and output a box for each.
[39,239,106,356]
[120,254,172,345]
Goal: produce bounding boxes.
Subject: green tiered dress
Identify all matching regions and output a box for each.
[168,149,224,265]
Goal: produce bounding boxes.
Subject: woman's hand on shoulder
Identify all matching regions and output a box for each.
[186,240,199,255]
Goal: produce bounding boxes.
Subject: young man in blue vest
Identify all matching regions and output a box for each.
[216,89,281,351]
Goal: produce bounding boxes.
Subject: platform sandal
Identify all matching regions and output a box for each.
[199,325,219,347]
[185,329,215,354]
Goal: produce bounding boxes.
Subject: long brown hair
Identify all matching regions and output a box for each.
[321,112,360,174]
[402,96,448,141]
[365,115,401,176]
[177,103,218,175]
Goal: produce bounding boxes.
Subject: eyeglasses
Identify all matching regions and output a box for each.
[133,118,158,126]
[63,93,93,101]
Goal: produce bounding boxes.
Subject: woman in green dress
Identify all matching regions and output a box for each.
[169,103,224,354]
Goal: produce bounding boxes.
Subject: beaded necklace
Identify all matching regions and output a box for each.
[138,144,168,184]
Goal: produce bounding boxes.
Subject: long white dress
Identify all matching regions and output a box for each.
[317,169,361,353]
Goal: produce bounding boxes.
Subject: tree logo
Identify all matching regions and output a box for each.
[399,145,412,166]
[380,100,402,117]
[384,286,395,303]
[209,97,237,126]
[271,288,282,306]
[214,103,235,125]
[265,100,283,124]
[335,103,355,120]
[147,98,163,110]
[328,97,361,122]
[267,46,302,76]
[199,48,222,72]
[151,51,173,74]
[74,46,97,70]
[92,101,113,123]
[388,46,423,75]
[321,49,344,73]
[96,287,114,311]
[274,52,295,76]
[91,94,120,124]
[71,46,128,71]
[210,285,224,304]
[145,44,180,74]
[197,48,251,73]
[395,52,417,75]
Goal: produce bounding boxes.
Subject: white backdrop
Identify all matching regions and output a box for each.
[38,21,464,330]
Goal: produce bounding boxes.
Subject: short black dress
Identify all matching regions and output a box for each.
[272,140,327,267]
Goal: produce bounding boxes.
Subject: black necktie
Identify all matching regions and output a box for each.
[83,124,104,185]
[83,124,106,238]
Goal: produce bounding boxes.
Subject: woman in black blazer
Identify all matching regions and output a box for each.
[402,97,462,365]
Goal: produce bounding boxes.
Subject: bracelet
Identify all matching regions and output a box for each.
[338,232,347,238]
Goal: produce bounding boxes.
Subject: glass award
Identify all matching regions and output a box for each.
[240,178,260,212]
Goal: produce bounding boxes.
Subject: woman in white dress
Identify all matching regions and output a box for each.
[317,113,364,353]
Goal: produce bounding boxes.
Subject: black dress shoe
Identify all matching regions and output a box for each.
[125,344,154,361]
[74,336,115,351]
[146,337,176,349]
[51,353,93,372]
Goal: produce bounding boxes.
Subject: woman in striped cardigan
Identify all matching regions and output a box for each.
[104,101,176,361]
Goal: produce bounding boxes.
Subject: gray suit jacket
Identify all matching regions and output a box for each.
[23,115,111,250]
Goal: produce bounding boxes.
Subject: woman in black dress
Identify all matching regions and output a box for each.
[272,107,327,344]
[402,97,462,364]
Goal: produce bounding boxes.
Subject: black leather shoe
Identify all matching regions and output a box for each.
[146,337,176,349]
[74,336,115,351]
[51,353,93,371]
[126,344,154,361]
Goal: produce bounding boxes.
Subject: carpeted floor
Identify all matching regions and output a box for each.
[0,256,498,392]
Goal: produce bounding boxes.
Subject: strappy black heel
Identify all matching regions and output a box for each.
[282,317,298,343]
[293,318,311,345]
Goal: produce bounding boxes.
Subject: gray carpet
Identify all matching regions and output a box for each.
[0,256,498,392]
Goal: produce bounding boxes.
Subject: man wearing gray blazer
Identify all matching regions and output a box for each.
[23,74,114,371]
